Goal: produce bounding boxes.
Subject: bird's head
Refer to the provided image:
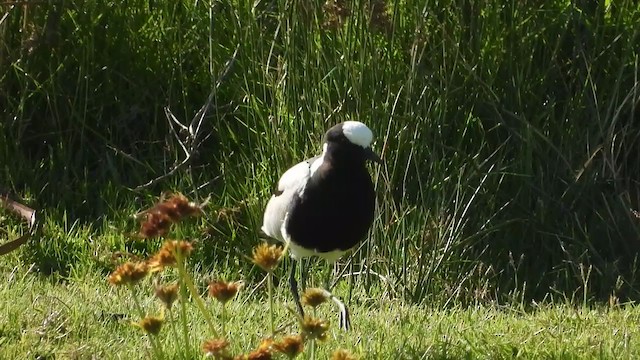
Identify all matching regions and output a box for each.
[323,121,383,164]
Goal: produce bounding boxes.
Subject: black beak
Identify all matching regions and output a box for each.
[365,147,383,164]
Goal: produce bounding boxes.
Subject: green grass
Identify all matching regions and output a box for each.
[2,262,640,359]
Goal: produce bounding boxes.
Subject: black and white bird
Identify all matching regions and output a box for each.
[261,121,381,330]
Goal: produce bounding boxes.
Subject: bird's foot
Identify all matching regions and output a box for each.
[338,302,351,331]
[327,292,351,331]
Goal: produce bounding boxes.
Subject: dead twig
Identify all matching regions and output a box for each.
[0,190,40,255]
[134,45,240,191]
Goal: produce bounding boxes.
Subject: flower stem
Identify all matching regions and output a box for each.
[176,251,220,338]
[310,340,316,360]
[167,308,181,355]
[221,303,227,335]
[178,280,191,357]
[311,308,317,360]
[268,272,275,336]
[128,285,165,360]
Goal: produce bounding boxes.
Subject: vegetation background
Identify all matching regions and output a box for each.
[2,0,640,357]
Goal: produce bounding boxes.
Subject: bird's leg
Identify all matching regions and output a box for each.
[324,261,350,331]
[300,258,308,290]
[289,260,304,317]
[337,298,351,331]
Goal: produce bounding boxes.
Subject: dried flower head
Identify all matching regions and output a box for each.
[148,240,194,271]
[300,316,330,342]
[137,193,204,238]
[323,0,350,29]
[208,280,242,304]
[257,337,274,352]
[301,288,330,308]
[202,338,232,359]
[108,261,149,286]
[155,283,179,308]
[245,348,272,360]
[251,243,283,272]
[233,339,274,360]
[273,334,304,359]
[368,0,390,33]
[330,349,359,360]
[133,315,164,335]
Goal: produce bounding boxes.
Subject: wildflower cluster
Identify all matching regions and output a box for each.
[107,193,358,359]
[273,335,305,359]
[251,242,283,272]
[108,261,149,286]
[209,280,242,304]
[147,239,193,271]
[202,338,232,359]
[302,288,330,309]
[108,240,193,285]
[155,283,179,308]
[300,316,330,342]
[200,333,305,359]
[331,348,359,360]
[137,193,203,238]
[134,315,164,336]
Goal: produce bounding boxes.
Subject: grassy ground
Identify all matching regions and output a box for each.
[2,262,640,360]
[3,0,640,358]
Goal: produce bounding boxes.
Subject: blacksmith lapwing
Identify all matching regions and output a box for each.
[261,121,381,330]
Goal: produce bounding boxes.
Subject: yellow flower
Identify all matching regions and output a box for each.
[273,334,304,359]
[299,316,330,342]
[133,315,164,335]
[108,261,149,286]
[245,348,272,360]
[330,349,359,360]
[202,338,232,359]
[251,243,283,272]
[155,283,179,308]
[301,288,330,308]
[257,337,274,352]
[208,280,242,304]
[147,240,194,271]
[234,338,275,360]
